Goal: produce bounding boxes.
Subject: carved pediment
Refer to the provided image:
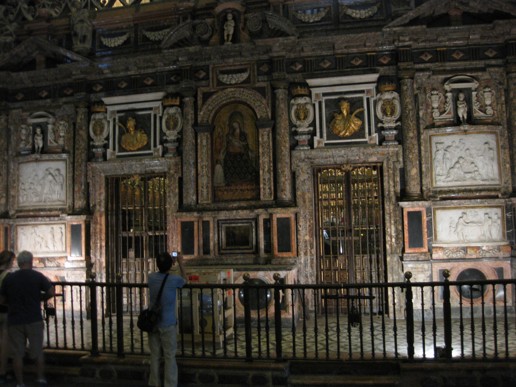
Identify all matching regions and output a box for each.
[0,37,92,72]
[386,0,516,28]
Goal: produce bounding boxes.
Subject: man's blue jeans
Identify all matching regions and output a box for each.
[148,324,178,387]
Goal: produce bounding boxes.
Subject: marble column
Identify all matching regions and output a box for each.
[196,125,213,205]
[257,120,275,201]
[181,82,197,208]
[273,81,293,204]
[74,103,89,213]
[399,72,422,199]
[507,67,516,193]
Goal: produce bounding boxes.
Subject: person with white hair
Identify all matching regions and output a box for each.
[0,250,54,387]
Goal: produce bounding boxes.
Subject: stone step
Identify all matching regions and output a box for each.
[288,374,400,387]
[289,360,401,376]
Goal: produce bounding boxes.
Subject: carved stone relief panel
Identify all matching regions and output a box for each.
[430,131,500,188]
[17,157,68,210]
[421,126,511,198]
[433,205,505,246]
[16,223,66,257]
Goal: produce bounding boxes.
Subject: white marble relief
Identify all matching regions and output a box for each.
[18,160,66,207]
[16,223,66,256]
[434,207,504,244]
[430,133,499,188]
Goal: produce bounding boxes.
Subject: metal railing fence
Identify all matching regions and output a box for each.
[42,272,516,362]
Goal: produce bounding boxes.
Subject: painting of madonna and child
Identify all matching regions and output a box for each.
[213,104,259,201]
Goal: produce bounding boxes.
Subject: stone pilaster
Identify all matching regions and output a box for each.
[507,67,516,194]
[181,82,197,207]
[196,125,213,205]
[257,120,274,201]
[399,72,422,199]
[74,103,89,213]
[0,113,7,214]
[273,82,293,203]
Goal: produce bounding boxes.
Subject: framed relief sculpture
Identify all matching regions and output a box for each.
[433,206,505,245]
[18,158,67,209]
[430,132,500,189]
[16,223,66,257]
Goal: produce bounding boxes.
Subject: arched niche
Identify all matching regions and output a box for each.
[198,87,273,203]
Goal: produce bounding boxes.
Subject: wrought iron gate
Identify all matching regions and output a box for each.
[105,174,168,284]
[316,165,386,315]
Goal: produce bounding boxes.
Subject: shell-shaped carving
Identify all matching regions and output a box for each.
[100,32,130,48]
[142,28,170,42]
[294,8,329,23]
[217,70,250,85]
[341,3,380,19]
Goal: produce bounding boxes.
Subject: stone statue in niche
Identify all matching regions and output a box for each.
[34,126,44,154]
[223,12,235,44]
[428,75,496,125]
[456,91,468,124]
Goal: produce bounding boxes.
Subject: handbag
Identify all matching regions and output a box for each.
[137,274,169,332]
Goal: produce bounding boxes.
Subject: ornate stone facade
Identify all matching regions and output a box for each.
[1,0,516,304]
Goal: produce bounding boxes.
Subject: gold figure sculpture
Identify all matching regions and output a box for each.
[330,100,364,137]
[119,116,148,151]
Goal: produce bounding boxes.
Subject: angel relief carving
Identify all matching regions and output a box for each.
[18,161,66,207]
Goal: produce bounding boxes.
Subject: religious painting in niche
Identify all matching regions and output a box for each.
[116,111,152,154]
[18,159,67,208]
[430,132,500,188]
[324,96,368,144]
[213,103,259,201]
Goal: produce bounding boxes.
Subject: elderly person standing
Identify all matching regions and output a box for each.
[0,251,54,387]
[0,250,15,384]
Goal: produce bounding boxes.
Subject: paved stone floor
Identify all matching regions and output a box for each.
[44,312,516,361]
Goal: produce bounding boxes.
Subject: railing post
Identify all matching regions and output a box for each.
[116,273,125,358]
[442,269,453,359]
[273,273,283,361]
[88,273,99,357]
[243,273,253,362]
[404,272,415,360]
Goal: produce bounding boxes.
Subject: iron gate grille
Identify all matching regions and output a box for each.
[316,165,386,315]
